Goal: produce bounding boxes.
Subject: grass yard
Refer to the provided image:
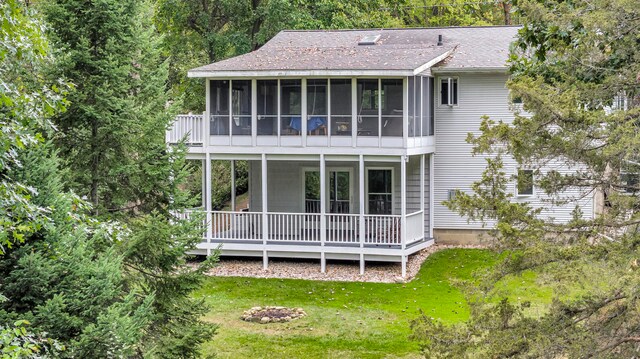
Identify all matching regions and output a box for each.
[194,249,553,358]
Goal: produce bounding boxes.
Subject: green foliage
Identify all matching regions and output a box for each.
[403,0,515,27]
[122,212,217,358]
[0,320,64,358]
[154,0,407,111]
[412,0,640,357]
[0,0,68,255]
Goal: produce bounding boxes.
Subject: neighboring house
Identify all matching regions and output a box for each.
[167,26,595,277]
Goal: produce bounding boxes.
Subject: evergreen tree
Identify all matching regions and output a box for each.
[41,0,217,356]
[0,1,154,356]
[412,0,640,357]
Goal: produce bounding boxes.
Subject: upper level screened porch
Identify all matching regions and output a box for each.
[166,76,435,151]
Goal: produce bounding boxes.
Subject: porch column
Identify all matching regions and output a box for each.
[201,159,206,208]
[204,78,210,147]
[301,78,307,147]
[359,154,365,275]
[351,78,357,147]
[320,154,326,273]
[420,154,425,241]
[261,154,268,270]
[251,79,257,146]
[401,155,407,277]
[230,160,236,211]
[429,154,435,238]
[205,154,213,256]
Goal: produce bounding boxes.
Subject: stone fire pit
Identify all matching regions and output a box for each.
[241,306,306,324]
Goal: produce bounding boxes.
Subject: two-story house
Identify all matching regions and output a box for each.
[166,26,595,277]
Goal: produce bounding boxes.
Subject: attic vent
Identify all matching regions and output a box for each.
[358,34,380,46]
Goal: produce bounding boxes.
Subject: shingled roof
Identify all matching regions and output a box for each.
[188,26,520,77]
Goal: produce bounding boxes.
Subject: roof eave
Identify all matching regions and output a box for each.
[187,69,417,78]
[431,66,509,74]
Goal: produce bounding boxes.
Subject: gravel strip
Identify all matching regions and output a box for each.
[205,244,485,283]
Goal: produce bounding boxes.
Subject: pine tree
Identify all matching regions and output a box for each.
[0,1,154,356]
[412,0,640,357]
[41,0,217,356]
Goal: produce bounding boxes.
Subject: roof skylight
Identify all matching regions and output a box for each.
[358,34,380,46]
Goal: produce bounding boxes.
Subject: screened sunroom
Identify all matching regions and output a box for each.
[167,76,435,149]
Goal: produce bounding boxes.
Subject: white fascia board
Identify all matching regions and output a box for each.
[188,69,414,78]
[431,66,508,74]
[411,48,455,76]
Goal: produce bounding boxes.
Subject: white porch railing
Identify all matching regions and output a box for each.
[267,213,321,242]
[363,214,401,245]
[405,210,424,245]
[178,210,426,248]
[326,213,359,244]
[211,211,262,240]
[167,113,205,145]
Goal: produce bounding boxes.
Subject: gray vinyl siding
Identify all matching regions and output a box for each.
[433,73,594,229]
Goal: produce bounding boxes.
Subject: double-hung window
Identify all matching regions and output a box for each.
[367,169,393,214]
[440,77,458,106]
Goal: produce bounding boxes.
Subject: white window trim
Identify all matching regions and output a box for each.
[438,76,459,107]
[515,168,535,197]
[301,166,354,213]
[365,167,395,215]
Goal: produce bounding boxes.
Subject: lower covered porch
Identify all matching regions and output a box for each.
[187,153,434,277]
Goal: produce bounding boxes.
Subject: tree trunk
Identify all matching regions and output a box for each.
[502,1,512,25]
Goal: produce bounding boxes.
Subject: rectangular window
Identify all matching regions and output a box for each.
[421,77,430,136]
[440,77,458,106]
[257,80,277,135]
[330,79,352,136]
[281,79,301,136]
[447,189,457,201]
[209,80,230,135]
[368,169,392,214]
[307,79,328,136]
[231,80,251,135]
[516,169,534,196]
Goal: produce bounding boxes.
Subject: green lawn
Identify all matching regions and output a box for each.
[194,249,552,358]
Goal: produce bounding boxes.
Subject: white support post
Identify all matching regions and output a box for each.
[201,159,206,208]
[378,78,382,147]
[251,79,257,146]
[277,79,281,146]
[429,154,435,238]
[261,154,268,270]
[231,160,236,211]
[351,78,357,147]
[301,78,307,147]
[205,154,213,256]
[320,154,327,273]
[401,155,407,277]
[359,154,365,275]
[326,78,331,145]
[204,79,210,147]
[403,77,409,148]
[420,154,425,241]
[228,80,233,143]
